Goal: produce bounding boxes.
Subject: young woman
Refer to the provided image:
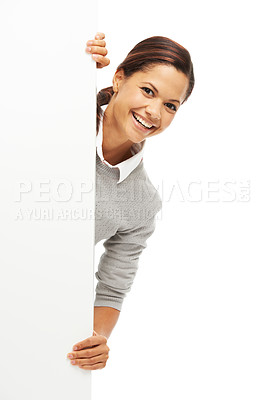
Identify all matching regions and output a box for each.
[67,32,194,371]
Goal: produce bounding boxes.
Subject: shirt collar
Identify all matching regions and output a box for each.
[96,108,146,184]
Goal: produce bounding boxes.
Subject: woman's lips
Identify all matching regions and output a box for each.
[133,112,155,127]
[131,111,155,133]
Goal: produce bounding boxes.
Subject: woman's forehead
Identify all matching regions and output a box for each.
[133,65,189,99]
[135,64,184,79]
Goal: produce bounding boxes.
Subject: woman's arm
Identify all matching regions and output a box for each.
[94,306,120,339]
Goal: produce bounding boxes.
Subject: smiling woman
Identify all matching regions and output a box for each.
[68,33,194,372]
[97,36,194,161]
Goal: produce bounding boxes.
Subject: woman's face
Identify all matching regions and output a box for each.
[111,64,189,143]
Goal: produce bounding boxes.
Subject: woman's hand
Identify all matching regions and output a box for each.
[67,330,110,370]
[85,32,110,69]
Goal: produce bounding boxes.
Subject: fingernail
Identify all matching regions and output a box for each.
[68,354,73,359]
[87,47,91,52]
[87,41,93,45]
[71,360,76,364]
[73,346,78,350]
[95,35,100,39]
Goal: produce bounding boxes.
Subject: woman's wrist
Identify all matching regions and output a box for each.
[94,306,120,339]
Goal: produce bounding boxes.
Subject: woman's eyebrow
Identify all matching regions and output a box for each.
[141,81,180,104]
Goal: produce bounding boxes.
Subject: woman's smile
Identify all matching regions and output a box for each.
[131,111,157,134]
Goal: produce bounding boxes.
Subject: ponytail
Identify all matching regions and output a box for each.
[96,86,114,133]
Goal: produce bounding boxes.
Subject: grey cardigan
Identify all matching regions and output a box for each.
[94,151,162,311]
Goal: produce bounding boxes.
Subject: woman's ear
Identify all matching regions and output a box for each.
[112,69,125,93]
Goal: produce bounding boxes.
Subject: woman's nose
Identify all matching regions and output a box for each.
[146,101,161,121]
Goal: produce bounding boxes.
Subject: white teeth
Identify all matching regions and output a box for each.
[133,113,152,128]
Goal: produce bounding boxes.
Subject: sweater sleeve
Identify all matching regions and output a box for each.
[94,208,161,311]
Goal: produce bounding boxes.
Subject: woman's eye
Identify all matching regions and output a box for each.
[165,103,177,112]
[141,87,154,96]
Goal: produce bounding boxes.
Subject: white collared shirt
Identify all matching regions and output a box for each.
[96,111,146,184]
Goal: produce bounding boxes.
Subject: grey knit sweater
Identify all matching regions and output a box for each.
[94,151,162,311]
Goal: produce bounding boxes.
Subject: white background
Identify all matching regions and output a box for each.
[0,1,97,399]
[0,0,265,399]
[93,1,266,399]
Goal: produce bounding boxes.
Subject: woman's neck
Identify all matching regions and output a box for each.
[102,101,133,166]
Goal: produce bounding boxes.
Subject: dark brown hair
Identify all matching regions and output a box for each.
[97,36,194,132]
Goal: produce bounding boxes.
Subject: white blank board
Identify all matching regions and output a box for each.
[0,1,97,398]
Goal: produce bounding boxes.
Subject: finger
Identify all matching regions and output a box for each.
[75,353,109,366]
[95,32,105,40]
[82,354,109,366]
[85,46,108,56]
[72,335,107,350]
[69,344,109,360]
[86,39,106,47]
[79,362,106,370]
[93,55,110,69]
